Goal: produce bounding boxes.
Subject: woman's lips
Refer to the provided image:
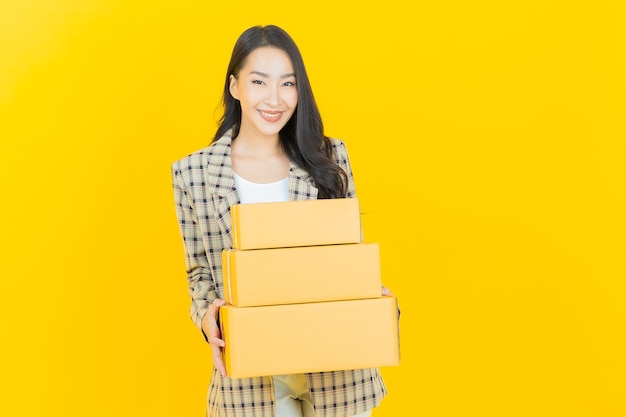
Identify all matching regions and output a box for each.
[259,110,283,122]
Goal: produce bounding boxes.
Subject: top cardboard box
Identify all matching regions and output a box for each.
[230,198,362,250]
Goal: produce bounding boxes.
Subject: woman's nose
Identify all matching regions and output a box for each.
[264,85,280,106]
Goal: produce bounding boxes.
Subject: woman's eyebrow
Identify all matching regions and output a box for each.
[249,70,296,78]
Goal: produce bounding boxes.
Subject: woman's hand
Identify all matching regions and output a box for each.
[382,285,401,319]
[202,298,228,377]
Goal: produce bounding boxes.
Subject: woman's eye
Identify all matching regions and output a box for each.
[283,81,296,87]
[252,80,264,85]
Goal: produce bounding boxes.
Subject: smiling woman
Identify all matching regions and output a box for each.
[228,47,297,184]
[213,25,349,199]
[171,25,392,417]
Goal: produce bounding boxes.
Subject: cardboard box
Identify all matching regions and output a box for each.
[230,198,362,250]
[222,243,382,307]
[220,297,400,378]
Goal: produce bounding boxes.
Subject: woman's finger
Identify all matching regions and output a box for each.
[212,345,227,376]
[381,286,393,296]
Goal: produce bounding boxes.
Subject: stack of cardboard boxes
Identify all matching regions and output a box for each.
[220,198,400,378]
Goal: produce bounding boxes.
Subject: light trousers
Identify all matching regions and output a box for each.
[273,374,373,417]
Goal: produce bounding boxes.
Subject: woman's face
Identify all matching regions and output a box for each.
[229,46,298,139]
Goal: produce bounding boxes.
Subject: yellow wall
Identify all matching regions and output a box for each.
[1,1,625,416]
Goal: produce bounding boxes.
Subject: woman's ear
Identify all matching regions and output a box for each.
[229,74,239,100]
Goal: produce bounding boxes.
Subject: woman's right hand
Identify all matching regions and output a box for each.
[202,298,228,376]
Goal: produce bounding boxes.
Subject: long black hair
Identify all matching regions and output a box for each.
[214,25,347,199]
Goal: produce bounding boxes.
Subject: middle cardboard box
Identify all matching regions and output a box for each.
[222,243,381,307]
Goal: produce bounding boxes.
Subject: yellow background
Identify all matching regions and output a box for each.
[1,0,625,416]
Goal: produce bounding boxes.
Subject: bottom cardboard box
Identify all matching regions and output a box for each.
[220,297,400,378]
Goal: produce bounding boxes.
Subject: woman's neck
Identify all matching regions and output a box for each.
[231,128,290,183]
[232,129,282,157]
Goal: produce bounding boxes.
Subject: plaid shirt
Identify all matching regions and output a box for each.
[172,131,387,416]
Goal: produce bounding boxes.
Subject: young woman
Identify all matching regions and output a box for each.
[172,25,391,417]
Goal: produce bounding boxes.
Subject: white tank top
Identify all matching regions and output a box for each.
[233,172,289,204]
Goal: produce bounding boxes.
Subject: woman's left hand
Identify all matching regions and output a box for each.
[381,286,393,296]
[381,285,400,318]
